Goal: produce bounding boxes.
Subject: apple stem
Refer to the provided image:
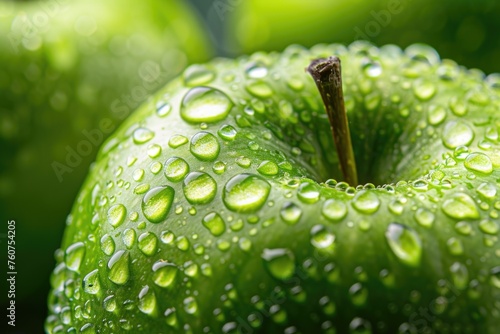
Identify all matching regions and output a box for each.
[307,56,358,186]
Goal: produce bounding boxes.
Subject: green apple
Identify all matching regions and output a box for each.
[0,0,211,305]
[46,42,500,333]
[224,0,500,74]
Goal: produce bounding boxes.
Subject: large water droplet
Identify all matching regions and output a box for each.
[152,261,178,288]
[280,202,302,225]
[262,248,295,280]
[202,212,226,236]
[138,285,158,316]
[352,191,380,214]
[164,157,189,182]
[442,120,474,149]
[464,153,493,174]
[442,193,479,219]
[322,199,348,221]
[107,204,126,228]
[107,250,130,285]
[385,223,422,267]
[181,87,233,123]
[65,242,85,271]
[477,182,496,199]
[190,131,220,161]
[223,174,271,213]
[83,269,100,295]
[183,172,217,204]
[142,186,175,223]
[133,127,154,144]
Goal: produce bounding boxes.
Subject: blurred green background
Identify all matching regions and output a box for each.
[1,0,500,333]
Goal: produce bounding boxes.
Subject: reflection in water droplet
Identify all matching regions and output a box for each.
[138,285,158,316]
[280,202,302,225]
[385,223,422,267]
[152,261,178,288]
[322,199,348,221]
[107,251,130,285]
[107,204,126,228]
[65,242,85,271]
[257,160,279,176]
[442,120,474,149]
[190,132,220,161]
[442,193,479,219]
[83,269,100,295]
[297,183,320,204]
[464,153,493,174]
[183,65,215,86]
[138,232,158,256]
[183,172,217,204]
[202,212,226,236]
[164,157,190,182]
[181,87,233,123]
[133,128,154,144]
[352,191,380,214]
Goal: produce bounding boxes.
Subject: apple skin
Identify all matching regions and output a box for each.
[224,0,500,74]
[46,42,500,333]
[0,0,211,305]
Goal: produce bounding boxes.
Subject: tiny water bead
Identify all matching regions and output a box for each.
[464,153,493,174]
[262,248,296,280]
[164,157,189,182]
[190,131,220,161]
[142,186,175,223]
[152,261,178,288]
[442,193,479,220]
[202,212,226,236]
[181,87,233,123]
[223,174,271,213]
[385,223,422,267]
[107,204,126,228]
[183,172,217,204]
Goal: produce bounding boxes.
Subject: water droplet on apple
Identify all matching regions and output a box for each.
[223,174,271,213]
[190,131,220,161]
[464,153,493,174]
[385,223,422,267]
[183,172,217,204]
[262,248,295,280]
[442,120,474,149]
[164,157,189,182]
[442,193,479,219]
[181,87,232,123]
[202,212,226,236]
[142,186,175,223]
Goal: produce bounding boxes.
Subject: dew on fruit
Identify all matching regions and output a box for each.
[83,269,100,295]
[322,199,348,221]
[257,160,279,176]
[464,153,493,174]
[262,248,295,280]
[414,208,435,227]
[138,285,158,316]
[107,250,130,285]
[202,212,226,236]
[183,296,198,315]
[442,192,479,219]
[352,190,381,214]
[190,131,220,161]
[280,201,302,225]
[133,127,155,144]
[442,120,474,149]
[223,173,271,213]
[183,172,217,204]
[181,87,233,123]
[138,232,158,256]
[65,242,85,271]
[103,295,117,312]
[297,182,320,204]
[385,223,422,267]
[183,65,215,86]
[142,186,175,223]
[310,225,335,252]
[245,80,273,98]
[479,219,499,235]
[100,234,115,256]
[450,262,469,290]
[107,204,126,228]
[349,283,368,306]
[218,124,238,140]
[152,261,178,288]
[164,157,189,182]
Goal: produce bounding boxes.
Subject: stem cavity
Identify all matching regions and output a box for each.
[307,56,358,186]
